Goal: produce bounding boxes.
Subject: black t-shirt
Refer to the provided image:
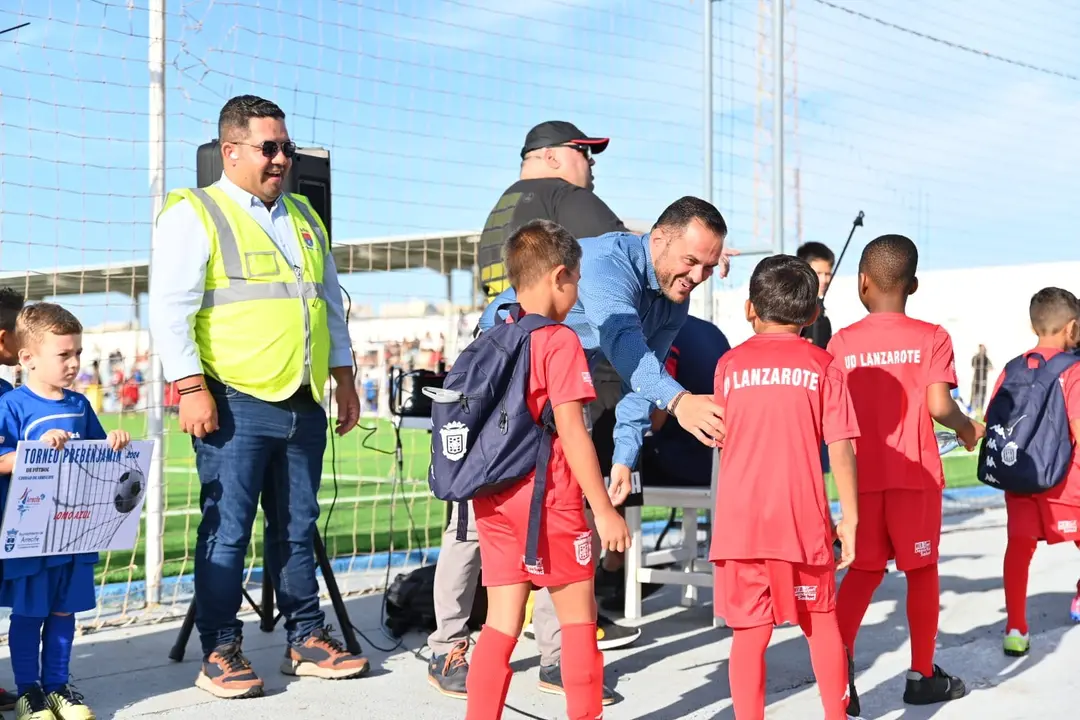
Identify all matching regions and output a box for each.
[800,298,832,349]
[477,178,627,298]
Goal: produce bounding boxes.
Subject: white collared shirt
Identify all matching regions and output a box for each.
[147,173,352,384]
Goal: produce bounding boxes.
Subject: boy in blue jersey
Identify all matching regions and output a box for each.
[0,303,130,720]
[0,287,26,711]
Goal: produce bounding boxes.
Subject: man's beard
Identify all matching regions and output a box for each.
[657,270,691,304]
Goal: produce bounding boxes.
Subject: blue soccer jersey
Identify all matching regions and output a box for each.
[0,385,107,452]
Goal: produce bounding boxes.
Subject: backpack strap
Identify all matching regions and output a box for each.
[455,501,470,542]
[1042,350,1080,375]
[498,303,560,333]
[514,314,559,334]
[524,400,557,569]
[495,301,520,324]
[1027,350,1080,400]
[1003,350,1078,375]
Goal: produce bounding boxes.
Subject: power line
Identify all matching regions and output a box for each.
[810,0,1080,82]
[0,22,30,37]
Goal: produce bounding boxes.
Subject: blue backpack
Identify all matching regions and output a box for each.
[426,305,558,570]
[977,350,1080,494]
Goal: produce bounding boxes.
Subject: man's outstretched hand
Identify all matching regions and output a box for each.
[672,393,725,447]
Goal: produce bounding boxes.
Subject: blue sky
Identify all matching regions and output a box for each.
[0,0,1078,329]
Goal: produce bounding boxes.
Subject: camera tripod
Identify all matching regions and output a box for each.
[168,530,362,661]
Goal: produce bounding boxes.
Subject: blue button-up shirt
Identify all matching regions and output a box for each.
[478,231,688,467]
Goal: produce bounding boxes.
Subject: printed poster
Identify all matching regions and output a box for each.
[1,440,154,558]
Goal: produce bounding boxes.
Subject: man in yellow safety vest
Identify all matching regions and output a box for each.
[148,95,369,700]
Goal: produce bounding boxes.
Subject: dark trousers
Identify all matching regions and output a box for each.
[192,379,327,654]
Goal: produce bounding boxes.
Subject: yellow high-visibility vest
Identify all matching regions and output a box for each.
[159,185,331,402]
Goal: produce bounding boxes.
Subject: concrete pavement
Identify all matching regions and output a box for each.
[20,506,1080,719]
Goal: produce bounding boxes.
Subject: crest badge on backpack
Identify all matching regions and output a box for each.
[1000,441,1018,467]
[439,421,469,461]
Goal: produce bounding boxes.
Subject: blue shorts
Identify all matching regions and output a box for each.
[0,560,96,617]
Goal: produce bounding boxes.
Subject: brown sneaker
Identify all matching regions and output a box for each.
[280,626,370,680]
[427,640,469,699]
[195,642,265,699]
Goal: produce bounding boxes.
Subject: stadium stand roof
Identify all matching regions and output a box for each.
[0,230,482,300]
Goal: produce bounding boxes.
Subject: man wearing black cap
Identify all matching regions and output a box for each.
[428,121,630,705]
[476,120,629,300]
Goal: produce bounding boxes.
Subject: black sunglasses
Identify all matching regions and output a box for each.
[239,140,297,159]
[556,143,591,159]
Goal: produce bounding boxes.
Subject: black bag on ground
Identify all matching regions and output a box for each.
[384,564,488,639]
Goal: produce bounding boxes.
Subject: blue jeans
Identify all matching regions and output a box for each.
[193,379,327,654]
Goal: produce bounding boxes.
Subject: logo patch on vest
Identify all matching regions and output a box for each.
[439,421,469,461]
[301,230,314,249]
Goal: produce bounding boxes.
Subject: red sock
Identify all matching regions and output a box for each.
[799,611,850,720]
[465,625,517,720]
[1004,536,1037,635]
[905,565,940,677]
[835,568,885,653]
[729,624,772,720]
[560,623,604,720]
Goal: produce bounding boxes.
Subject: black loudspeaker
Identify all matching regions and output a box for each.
[196,140,332,242]
[388,365,447,419]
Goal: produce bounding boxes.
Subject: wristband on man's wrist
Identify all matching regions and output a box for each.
[667,390,689,416]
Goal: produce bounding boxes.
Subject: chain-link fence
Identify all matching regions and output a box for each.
[0,0,1074,633]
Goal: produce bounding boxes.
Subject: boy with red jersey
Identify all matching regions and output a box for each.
[466,219,632,720]
[827,235,984,714]
[710,254,861,720]
[991,288,1080,657]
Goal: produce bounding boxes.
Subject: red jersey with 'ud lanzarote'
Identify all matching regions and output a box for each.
[827,313,957,494]
[709,333,860,567]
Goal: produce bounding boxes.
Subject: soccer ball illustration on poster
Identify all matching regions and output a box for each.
[114,468,146,514]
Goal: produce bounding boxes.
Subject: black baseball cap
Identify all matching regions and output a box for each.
[520,121,610,159]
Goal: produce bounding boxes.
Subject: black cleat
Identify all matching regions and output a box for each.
[596,614,641,650]
[538,662,616,705]
[903,664,967,706]
[845,648,861,717]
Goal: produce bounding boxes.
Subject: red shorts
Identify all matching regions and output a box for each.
[1006,494,1080,544]
[473,498,595,588]
[852,490,942,572]
[714,559,835,629]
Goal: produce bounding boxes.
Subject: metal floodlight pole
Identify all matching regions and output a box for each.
[702,0,715,323]
[772,0,785,254]
[145,0,167,607]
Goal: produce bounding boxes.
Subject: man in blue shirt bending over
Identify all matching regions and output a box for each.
[476,195,731,652]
